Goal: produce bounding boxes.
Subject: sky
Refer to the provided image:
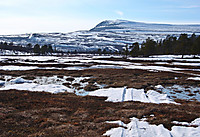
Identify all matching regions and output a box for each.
[0,0,200,35]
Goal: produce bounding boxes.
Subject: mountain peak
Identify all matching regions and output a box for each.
[90,19,200,32]
[90,19,147,31]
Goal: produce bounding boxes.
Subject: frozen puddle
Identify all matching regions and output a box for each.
[158,85,200,102]
[104,117,200,137]
[89,87,177,104]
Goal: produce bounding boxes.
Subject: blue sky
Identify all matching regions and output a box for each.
[0,0,200,34]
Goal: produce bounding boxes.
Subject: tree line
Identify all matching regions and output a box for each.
[0,42,55,55]
[0,42,32,53]
[1,33,200,56]
[125,33,200,57]
[33,44,53,55]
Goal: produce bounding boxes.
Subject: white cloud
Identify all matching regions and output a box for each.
[115,10,124,16]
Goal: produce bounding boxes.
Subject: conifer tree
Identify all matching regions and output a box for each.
[33,44,40,54]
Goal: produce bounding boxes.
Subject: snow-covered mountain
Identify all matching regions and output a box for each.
[1,19,200,52]
[90,19,200,33]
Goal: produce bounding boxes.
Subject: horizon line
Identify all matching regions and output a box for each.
[1,19,200,35]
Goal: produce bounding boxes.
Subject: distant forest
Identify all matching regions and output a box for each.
[0,33,200,56]
[124,33,200,57]
[0,42,55,55]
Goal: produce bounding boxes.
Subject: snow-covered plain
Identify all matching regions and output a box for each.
[104,117,200,137]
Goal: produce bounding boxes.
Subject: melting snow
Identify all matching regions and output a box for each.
[89,65,123,69]
[0,76,91,94]
[155,85,164,89]
[161,85,200,101]
[10,77,32,84]
[1,56,200,76]
[89,87,176,104]
[0,66,39,71]
[104,117,200,137]
[0,83,72,94]
[188,77,200,81]
[172,62,200,67]
[172,118,200,126]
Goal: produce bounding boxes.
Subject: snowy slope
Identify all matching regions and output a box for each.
[0,19,200,53]
[91,19,200,33]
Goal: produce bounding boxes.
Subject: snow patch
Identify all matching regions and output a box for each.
[155,85,164,89]
[0,66,39,71]
[10,77,32,84]
[172,118,200,126]
[89,65,123,69]
[0,76,92,95]
[147,90,174,104]
[89,87,176,104]
[188,77,200,81]
[104,117,200,137]
[104,117,171,137]
[0,83,72,94]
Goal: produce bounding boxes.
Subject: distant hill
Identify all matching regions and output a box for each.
[0,19,200,53]
[90,19,200,33]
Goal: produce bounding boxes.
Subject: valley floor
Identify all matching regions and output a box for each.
[0,55,200,136]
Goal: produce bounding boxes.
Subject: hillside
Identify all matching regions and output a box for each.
[0,20,200,53]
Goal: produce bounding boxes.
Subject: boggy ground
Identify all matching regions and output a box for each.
[0,89,200,137]
[0,68,200,136]
[0,68,199,91]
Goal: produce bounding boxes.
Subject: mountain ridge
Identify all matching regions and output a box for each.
[90,19,200,32]
[1,19,200,53]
